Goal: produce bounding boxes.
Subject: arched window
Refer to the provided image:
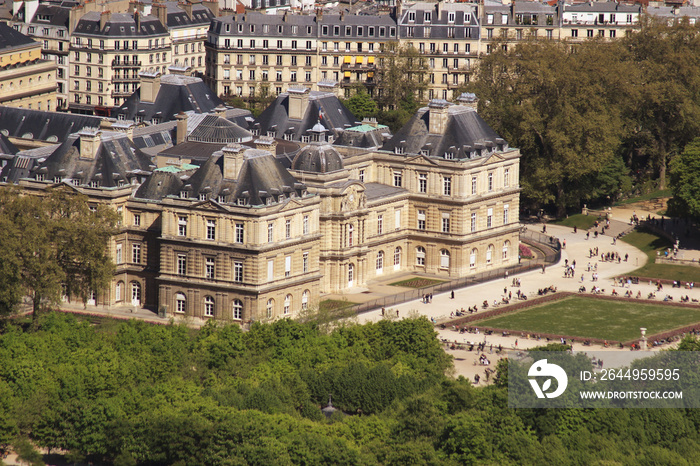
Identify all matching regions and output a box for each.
[175,292,186,313]
[302,290,309,310]
[284,294,292,315]
[416,246,426,266]
[503,241,510,260]
[487,244,494,264]
[232,299,243,320]
[204,296,214,317]
[394,247,401,267]
[376,251,384,273]
[440,249,450,269]
[348,263,355,286]
[266,298,274,319]
[470,248,477,268]
[115,281,124,302]
[131,281,141,306]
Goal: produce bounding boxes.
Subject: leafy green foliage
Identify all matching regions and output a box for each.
[1,313,698,464]
[342,91,378,121]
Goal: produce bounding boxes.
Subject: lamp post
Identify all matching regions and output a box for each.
[640,327,647,350]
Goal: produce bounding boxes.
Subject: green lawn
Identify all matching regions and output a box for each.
[614,189,672,206]
[319,299,357,312]
[476,296,700,342]
[622,230,700,282]
[551,214,600,230]
[389,277,447,288]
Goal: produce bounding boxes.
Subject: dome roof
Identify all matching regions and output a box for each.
[291,144,343,173]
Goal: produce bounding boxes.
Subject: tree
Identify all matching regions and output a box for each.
[668,138,700,219]
[376,42,428,111]
[342,91,378,121]
[468,39,632,216]
[0,187,118,319]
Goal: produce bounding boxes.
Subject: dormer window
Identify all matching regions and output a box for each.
[180,191,188,199]
[266,197,273,205]
[199,193,207,201]
[217,196,225,203]
[395,147,404,155]
[444,152,454,160]
[237,198,246,206]
[89,180,100,188]
[301,135,309,143]
[36,174,45,181]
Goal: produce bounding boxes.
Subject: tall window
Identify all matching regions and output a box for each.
[132,243,141,263]
[116,282,123,301]
[301,290,309,310]
[419,173,427,193]
[234,261,243,282]
[377,214,383,235]
[488,172,493,191]
[235,223,244,243]
[205,257,215,279]
[285,219,291,239]
[266,299,273,319]
[471,176,477,194]
[470,248,477,268]
[178,216,187,236]
[417,210,426,230]
[285,255,291,277]
[116,244,123,264]
[348,224,354,247]
[376,251,384,273]
[442,213,450,233]
[175,293,186,313]
[268,223,274,242]
[471,213,477,232]
[177,254,187,275]
[206,219,216,240]
[131,282,141,304]
[204,296,214,316]
[267,259,274,280]
[487,208,493,228]
[440,249,450,269]
[487,244,494,264]
[393,171,402,187]
[348,263,354,284]
[443,176,452,196]
[504,168,510,188]
[416,246,426,266]
[133,213,141,226]
[503,241,510,260]
[284,294,291,315]
[303,215,309,235]
[394,247,401,266]
[233,299,243,320]
[303,252,309,273]
[503,204,509,225]
[395,209,401,230]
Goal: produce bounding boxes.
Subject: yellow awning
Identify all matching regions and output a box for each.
[368,56,375,64]
[344,71,351,78]
[367,71,374,78]
[344,55,351,63]
[355,56,362,64]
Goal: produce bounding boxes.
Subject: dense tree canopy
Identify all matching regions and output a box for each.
[0,187,118,318]
[2,313,700,464]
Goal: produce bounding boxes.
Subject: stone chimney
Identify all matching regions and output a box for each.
[436,0,443,19]
[79,128,101,159]
[457,92,479,111]
[134,10,141,30]
[152,3,167,27]
[288,87,310,121]
[139,70,161,103]
[316,7,323,20]
[214,104,227,117]
[222,143,245,180]
[181,0,193,19]
[255,136,278,153]
[176,112,188,144]
[428,99,450,135]
[100,10,112,30]
[202,0,218,16]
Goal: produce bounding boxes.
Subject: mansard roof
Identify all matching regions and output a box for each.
[112,74,225,122]
[254,90,359,142]
[382,100,508,160]
[74,11,169,37]
[162,1,214,28]
[0,22,36,51]
[1,129,153,186]
[0,107,103,144]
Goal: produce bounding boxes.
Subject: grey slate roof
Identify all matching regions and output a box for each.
[112,74,225,122]
[292,143,344,173]
[0,132,18,155]
[564,2,640,13]
[30,4,71,28]
[0,107,102,143]
[254,90,359,142]
[187,114,252,143]
[382,102,508,160]
[0,21,37,50]
[136,147,307,207]
[1,129,153,186]
[73,11,169,37]
[364,182,407,201]
[162,1,214,28]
